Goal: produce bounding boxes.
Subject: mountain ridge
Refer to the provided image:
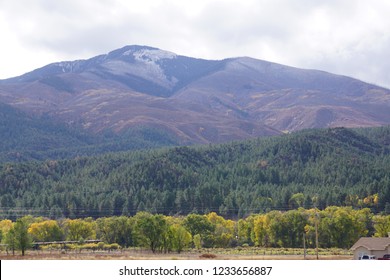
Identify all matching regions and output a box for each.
[1,45,390,145]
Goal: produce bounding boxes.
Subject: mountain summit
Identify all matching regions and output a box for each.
[1,45,390,144]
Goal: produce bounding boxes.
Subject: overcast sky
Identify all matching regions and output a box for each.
[1,0,390,88]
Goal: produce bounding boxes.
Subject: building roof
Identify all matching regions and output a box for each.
[350,237,390,251]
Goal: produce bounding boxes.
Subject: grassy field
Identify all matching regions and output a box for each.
[0,247,353,260]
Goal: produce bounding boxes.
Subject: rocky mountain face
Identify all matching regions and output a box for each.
[1,45,390,144]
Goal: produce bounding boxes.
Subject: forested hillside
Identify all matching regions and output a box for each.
[0,102,179,162]
[0,126,389,220]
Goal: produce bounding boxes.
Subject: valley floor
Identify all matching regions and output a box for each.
[0,248,352,260]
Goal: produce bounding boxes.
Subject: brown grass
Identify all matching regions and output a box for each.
[199,253,217,259]
[0,249,353,260]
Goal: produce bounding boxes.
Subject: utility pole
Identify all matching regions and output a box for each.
[303,232,306,260]
[315,211,319,260]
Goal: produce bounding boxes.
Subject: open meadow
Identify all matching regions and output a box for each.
[0,247,353,260]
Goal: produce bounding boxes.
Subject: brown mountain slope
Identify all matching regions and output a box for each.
[1,45,389,143]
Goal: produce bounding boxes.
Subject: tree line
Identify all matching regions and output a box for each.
[1,207,389,256]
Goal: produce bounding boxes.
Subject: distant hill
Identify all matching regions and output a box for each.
[1,126,389,219]
[0,101,178,162]
[1,45,390,147]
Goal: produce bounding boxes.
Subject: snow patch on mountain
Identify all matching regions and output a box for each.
[124,48,177,62]
[53,60,87,73]
[102,48,179,89]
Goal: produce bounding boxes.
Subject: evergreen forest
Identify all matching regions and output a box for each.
[1,126,390,220]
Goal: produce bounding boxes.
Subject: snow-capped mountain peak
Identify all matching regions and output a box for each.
[125,48,177,63]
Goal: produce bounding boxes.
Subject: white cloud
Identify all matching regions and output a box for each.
[0,0,389,88]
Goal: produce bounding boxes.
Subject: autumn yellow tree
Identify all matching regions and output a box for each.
[373,215,390,237]
[253,214,270,246]
[170,223,191,253]
[63,219,96,241]
[237,215,255,245]
[0,219,13,242]
[206,212,236,247]
[319,207,370,248]
[28,220,63,242]
[183,213,215,247]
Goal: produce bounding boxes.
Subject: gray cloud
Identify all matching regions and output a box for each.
[1,0,389,88]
